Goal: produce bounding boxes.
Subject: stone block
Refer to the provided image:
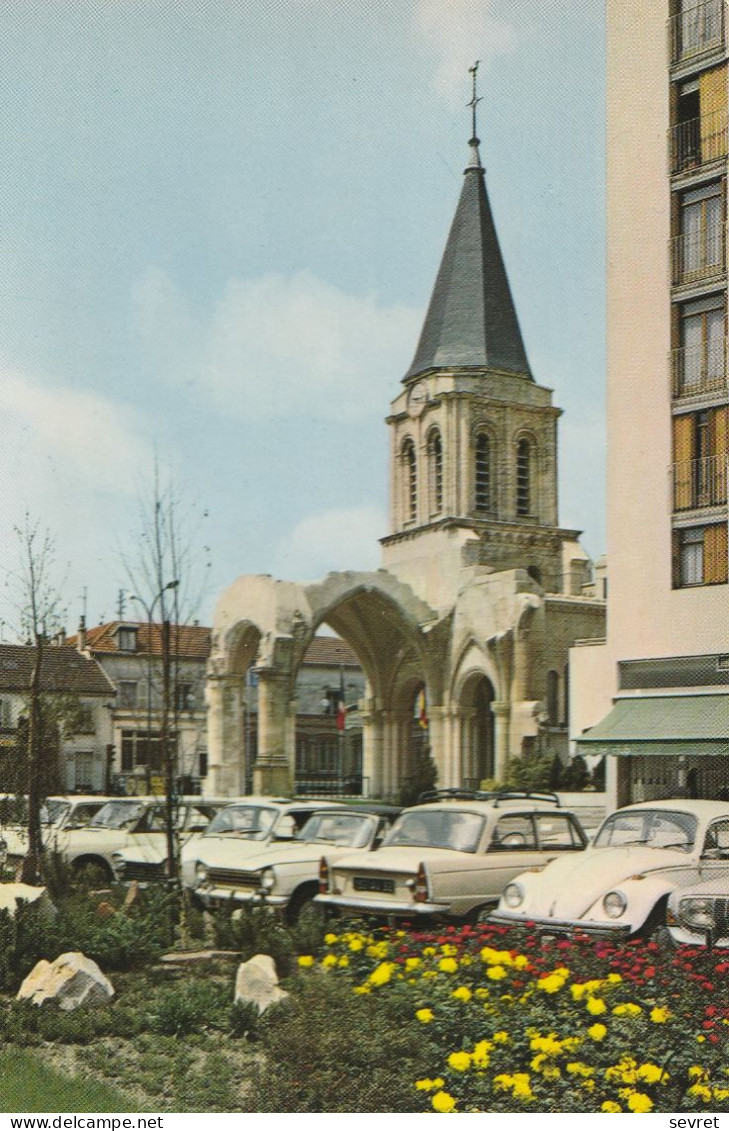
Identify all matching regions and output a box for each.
[234,953,288,1014]
[17,952,114,1011]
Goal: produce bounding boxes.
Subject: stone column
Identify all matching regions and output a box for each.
[205,674,246,796]
[427,705,450,787]
[491,700,511,782]
[252,669,293,796]
[360,702,386,798]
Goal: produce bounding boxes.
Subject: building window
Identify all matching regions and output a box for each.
[562,664,570,728]
[546,670,560,726]
[74,753,94,790]
[474,432,493,512]
[671,0,724,64]
[120,729,178,771]
[116,626,138,652]
[516,439,532,516]
[674,523,728,586]
[674,298,725,397]
[175,683,195,712]
[402,438,417,524]
[672,406,728,509]
[427,429,443,516]
[673,182,724,285]
[671,69,728,172]
[0,699,10,728]
[118,681,138,710]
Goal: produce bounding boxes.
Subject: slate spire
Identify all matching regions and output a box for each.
[405,77,532,382]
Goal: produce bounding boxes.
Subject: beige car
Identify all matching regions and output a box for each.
[315,790,588,921]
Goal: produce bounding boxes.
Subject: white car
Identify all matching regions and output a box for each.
[2,795,111,869]
[666,821,729,950]
[180,797,342,891]
[55,796,226,882]
[490,799,729,938]
[315,791,588,921]
[192,806,400,921]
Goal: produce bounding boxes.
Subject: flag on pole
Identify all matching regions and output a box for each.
[336,666,347,733]
[417,687,428,730]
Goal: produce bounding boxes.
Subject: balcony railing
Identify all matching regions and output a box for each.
[671,223,725,285]
[670,108,729,173]
[670,339,728,397]
[669,0,725,65]
[672,453,728,509]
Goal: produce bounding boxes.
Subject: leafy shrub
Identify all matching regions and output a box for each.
[212,904,295,977]
[147,978,231,1037]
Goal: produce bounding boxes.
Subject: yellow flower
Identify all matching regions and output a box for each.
[627,1093,654,1113]
[696,1035,706,1043]
[587,1023,607,1041]
[613,1002,642,1017]
[452,985,472,1003]
[321,953,338,968]
[439,957,458,974]
[492,1030,509,1044]
[337,955,349,968]
[688,1066,708,1081]
[537,973,566,994]
[368,961,396,987]
[348,939,363,952]
[353,985,370,994]
[688,1084,712,1103]
[601,1102,622,1113]
[297,955,314,968]
[422,970,438,980]
[422,946,436,956]
[567,1062,595,1078]
[586,996,607,1015]
[441,943,458,956]
[512,1074,533,1100]
[607,972,622,984]
[405,957,422,970]
[713,1088,729,1101]
[431,1091,457,1113]
[650,1006,670,1023]
[415,1008,434,1023]
[324,932,339,944]
[513,954,529,969]
[637,1063,666,1085]
[472,1041,492,1068]
[415,1079,432,1091]
[486,965,508,981]
[447,1051,472,1072]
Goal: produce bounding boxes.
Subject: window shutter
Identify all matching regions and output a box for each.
[711,405,728,503]
[673,413,695,509]
[704,523,728,584]
[699,67,728,161]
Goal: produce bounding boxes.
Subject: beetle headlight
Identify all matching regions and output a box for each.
[195,862,209,886]
[503,883,524,909]
[679,897,716,930]
[603,890,627,918]
[259,867,276,892]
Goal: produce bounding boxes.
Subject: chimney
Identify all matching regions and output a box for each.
[77,616,87,653]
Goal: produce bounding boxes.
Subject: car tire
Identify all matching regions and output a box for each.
[73,857,114,886]
[286,884,322,926]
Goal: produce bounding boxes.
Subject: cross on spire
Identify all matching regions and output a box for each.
[468,60,481,146]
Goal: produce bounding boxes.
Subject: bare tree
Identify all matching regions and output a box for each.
[122,461,211,891]
[12,517,65,884]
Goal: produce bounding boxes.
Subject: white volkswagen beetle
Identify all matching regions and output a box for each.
[490,799,729,938]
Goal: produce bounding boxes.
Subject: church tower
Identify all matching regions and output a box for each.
[382,70,586,607]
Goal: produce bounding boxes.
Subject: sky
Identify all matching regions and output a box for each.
[0,0,605,636]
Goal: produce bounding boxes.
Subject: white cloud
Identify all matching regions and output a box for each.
[133,267,421,422]
[412,0,514,101]
[271,503,386,581]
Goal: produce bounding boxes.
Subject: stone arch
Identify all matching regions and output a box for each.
[457,668,497,786]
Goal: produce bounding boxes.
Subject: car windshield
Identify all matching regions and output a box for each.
[594,809,697,851]
[297,813,374,849]
[40,799,71,826]
[204,805,277,838]
[90,801,149,830]
[382,809,484,852]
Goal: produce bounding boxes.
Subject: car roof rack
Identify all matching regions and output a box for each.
[491,790,561,808]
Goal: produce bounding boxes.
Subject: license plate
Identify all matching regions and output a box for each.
[354,876,395,894]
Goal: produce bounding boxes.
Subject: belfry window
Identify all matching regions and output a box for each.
[427,429,443,516]
[516,439,532,516]
[402,439,417,524]
[474,432,493,512]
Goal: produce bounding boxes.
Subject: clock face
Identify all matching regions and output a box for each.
[407,382,428,417]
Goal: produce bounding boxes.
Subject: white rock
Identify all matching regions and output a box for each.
[0,882,55,920]
[17,951,115,1011]
[234,953,288,1014]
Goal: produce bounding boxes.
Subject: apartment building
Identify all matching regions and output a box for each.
[572,0,729,805]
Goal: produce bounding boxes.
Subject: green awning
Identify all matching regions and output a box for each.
[576,694,729,757]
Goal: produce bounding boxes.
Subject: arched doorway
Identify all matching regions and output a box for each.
[459,673,496,787]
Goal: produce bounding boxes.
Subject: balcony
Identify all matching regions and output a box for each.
[672,453,728,509]
[669,0,725,66]
[670,107,728,173]
[670,339,728,397]
[671,223,725,285]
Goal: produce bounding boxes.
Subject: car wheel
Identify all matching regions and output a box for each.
[639,897,669,941]
[286,884,323,926]
[73,858,113,886]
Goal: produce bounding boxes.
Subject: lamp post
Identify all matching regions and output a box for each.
[130,579,179,882]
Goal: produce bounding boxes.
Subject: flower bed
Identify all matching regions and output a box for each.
[296,922,729,1113]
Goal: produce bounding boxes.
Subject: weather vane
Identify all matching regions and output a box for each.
[468,60,481,145]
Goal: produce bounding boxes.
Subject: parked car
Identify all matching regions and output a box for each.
[489,799,729,939]
[665,815,729,949]
[179,797,342,891]
[50,796,227,882]
[315,790,588,921]
[3,795,111,869]
[191,805,400,921]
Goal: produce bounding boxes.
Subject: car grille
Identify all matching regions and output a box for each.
[712,897,729,939]
[120,861,166,882]
[353,876,396,894]
[208,868,260,889]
